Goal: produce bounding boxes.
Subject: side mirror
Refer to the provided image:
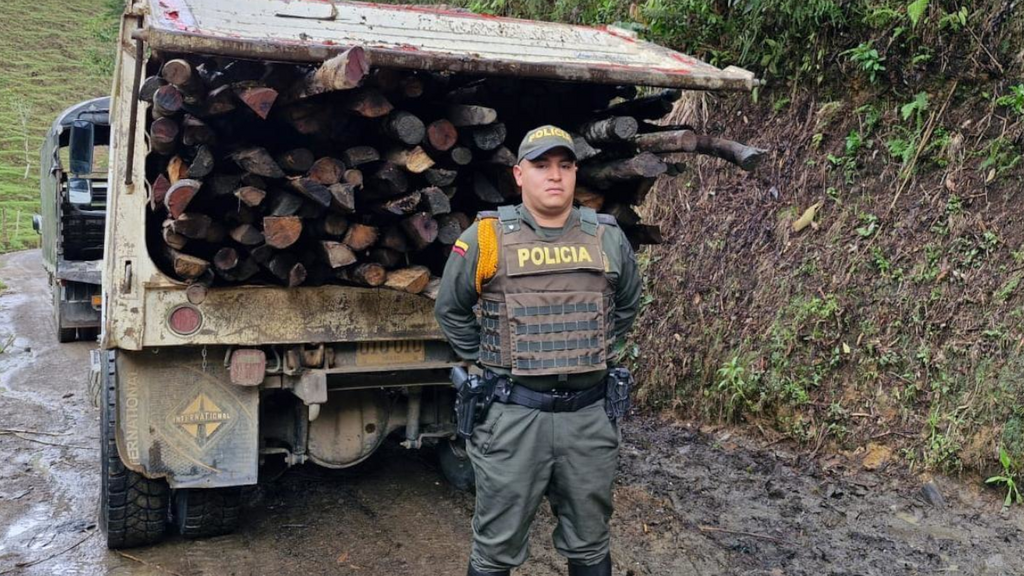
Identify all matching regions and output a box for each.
[32,214,43,234]
[68,178,93,206]
[69,120,95,175]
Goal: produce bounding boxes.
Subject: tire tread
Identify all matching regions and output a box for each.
[175,487,243,539]
[101,351,169,549]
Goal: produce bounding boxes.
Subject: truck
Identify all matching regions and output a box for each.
[35,97,110,342]
[91,0,756,548]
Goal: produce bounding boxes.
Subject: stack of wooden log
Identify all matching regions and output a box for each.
[143,47,763,295]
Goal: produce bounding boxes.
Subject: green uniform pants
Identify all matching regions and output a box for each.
[467,398,619,572]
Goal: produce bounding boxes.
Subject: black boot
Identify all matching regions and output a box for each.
[467,562,510,576]
[568,553,611,576]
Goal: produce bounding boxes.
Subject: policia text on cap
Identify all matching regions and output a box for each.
[434,125,642,576]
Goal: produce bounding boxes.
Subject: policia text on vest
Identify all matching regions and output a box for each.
[511,243,603,272]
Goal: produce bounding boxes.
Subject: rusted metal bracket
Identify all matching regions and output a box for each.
[125,16,145,186]
[291,371,327,406]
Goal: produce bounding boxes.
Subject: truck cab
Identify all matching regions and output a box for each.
[37,97,111,342]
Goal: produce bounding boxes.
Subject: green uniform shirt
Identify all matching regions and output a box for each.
[434,204,642,391]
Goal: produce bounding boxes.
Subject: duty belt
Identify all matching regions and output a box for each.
[494,378,605,413]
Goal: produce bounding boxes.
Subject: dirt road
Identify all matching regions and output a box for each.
[1,249,1022,576]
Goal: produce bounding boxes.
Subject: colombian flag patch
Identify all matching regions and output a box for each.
[452,239,469,257]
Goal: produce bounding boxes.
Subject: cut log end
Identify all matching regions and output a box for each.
[167,249,209,280]
[234,186,267,208]
[384,266,431,294]
[426,119,458,152]
[263,216,303,249]
[232,147,285,179]
[164,179,202,219]
[339,263,387,287]
[235,87,279,119]
[343,223,380,251]
[400,212,439,251]
[320,241,358,268]
[230,224,265,246]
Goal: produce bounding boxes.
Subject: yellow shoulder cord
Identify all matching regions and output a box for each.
[476,218,499,294]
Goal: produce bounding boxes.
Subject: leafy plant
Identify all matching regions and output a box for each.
[827,153,858,183]
[856,213,879,237]
[907,0,930,27]
[986,447,1023,509]
[925,127,951,167]
[911,47,934,66]
[979,137,1022,177]
[862,5,902,28]
[842,41,886,83]
[845,129,865,155]
[870,246,902,279]
[981,231,1000,253]
[901,92,930,125]
[945,194,963,215]
[996,84,1024,116]
[887,134,916,164]
[716,356,755,420]
[937,6,968,31]
[856,104,882,132]
[825,130,865,183]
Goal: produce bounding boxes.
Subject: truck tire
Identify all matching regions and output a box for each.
[58,327,78,343]
[173,487,243,539]
[438,438,475,492]
[100,351,170,549]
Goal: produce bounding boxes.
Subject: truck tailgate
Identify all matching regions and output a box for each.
[142,0,756,91]
[144,284,445,346]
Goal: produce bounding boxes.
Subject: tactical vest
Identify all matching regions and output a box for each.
[478,205,615,377]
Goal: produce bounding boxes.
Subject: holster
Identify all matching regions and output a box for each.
[604,366,633,421]
[451,366,501,439]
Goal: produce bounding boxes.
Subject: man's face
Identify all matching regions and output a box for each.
[512,148,577,217]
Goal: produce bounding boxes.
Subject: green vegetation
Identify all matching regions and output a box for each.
[996,84,1024,116]
[715,356,753,422]
[0,0,120,253]
[0,201,41,253]
[986,447,1022,509]
[422,0,1010,99]
[842,41,886,84]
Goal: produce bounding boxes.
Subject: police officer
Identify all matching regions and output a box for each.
[434,125,642,576]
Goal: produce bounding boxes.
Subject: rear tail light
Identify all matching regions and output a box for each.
[168,305,202,335]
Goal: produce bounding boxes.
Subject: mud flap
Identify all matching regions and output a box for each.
[115,348,258,489]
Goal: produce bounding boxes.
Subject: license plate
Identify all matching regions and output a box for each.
[355,341,426,367]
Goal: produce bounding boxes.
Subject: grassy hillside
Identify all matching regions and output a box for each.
[0,0,119,252]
